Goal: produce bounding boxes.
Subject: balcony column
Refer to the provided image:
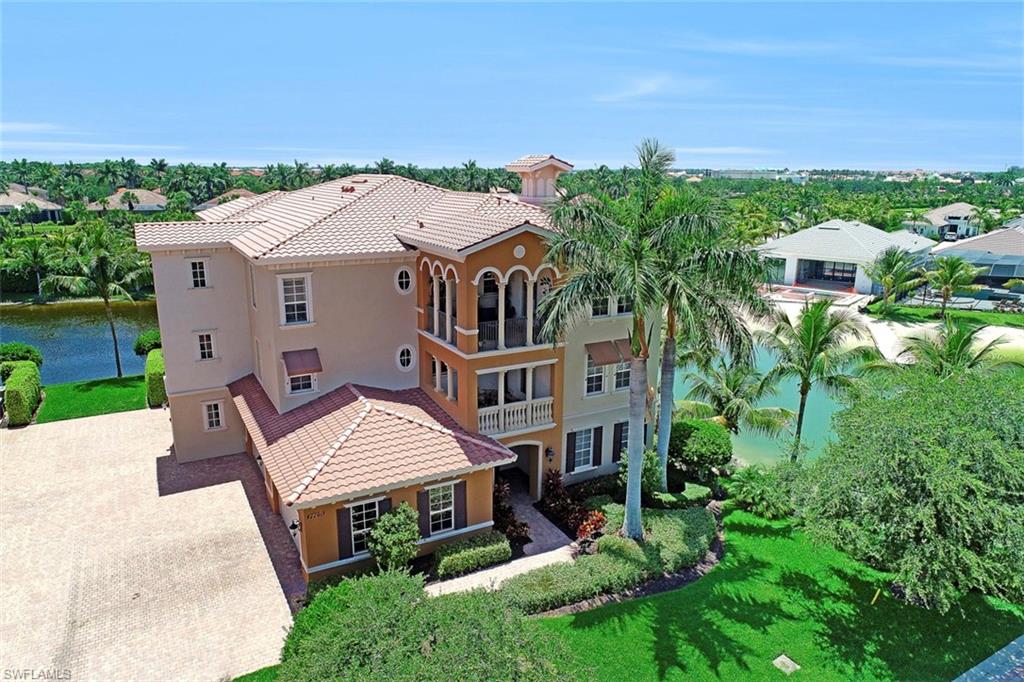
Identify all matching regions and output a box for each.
[525,367,534,425]
[497,281,507,350]
[497,369,506,432]
[446,367,455,400]
[445,278,454,343]
[526,278,535,346]
[432,275,441,336]
[433,356,442,392]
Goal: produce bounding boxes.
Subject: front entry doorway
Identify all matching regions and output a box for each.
[500,442,543,500]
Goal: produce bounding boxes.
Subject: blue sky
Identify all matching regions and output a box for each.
[2,2,1022,170]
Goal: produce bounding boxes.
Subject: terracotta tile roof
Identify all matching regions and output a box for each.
[193,188,258,211]
[87,188,166,211]
[135,220,265,250]
[228,376,515,507]
[0,189,62,211]
[136,174,553,259]
[505,155,574,172]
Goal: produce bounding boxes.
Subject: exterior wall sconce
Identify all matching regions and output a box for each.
[544,447,555,464]
[289,520,301,537]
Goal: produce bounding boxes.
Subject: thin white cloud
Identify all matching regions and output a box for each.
[676,146,775,155]
[592,74,713,103]
[2,141,184,152]
[0,122,69,134]
[670,33,841,56]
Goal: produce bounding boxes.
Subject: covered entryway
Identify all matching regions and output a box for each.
[500,441,543,500]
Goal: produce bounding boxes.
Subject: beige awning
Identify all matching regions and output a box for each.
[282,348,322,376]
[585,339,631,367]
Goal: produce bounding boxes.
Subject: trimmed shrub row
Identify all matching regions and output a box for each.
[133,328,162,356]
[0,341,43,368]
[145,349,166,407]
[1,360,42,426]
[435,530,512,578]
[500,502,716,614]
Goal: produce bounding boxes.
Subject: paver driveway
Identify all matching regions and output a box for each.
[0,409,293,681]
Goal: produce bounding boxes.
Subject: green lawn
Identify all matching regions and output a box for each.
[35,374,148,423]
[540,505,1023,681]
[867,302,1024,329]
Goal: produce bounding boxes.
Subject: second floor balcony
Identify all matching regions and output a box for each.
[476,363,555,436]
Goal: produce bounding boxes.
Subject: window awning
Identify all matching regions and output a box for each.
[585,338,632,367]
[282,348,322,376]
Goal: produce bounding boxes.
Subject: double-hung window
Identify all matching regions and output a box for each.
[203,401,224,431]
[196,332,215,361]
[429,484,455,534]
[591,298,610,317]
[614,361,630,391]
[350,500,379,555]
[190,260,208,288]
[288,373,316,395]
[279,274,311,325]
[616,298,632,315]
[585,355,605,395]
[617,421,629,453]
[573,428,594,469]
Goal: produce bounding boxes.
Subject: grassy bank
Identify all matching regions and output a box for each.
[867,302,1024,329]
[1,290,155,305]
[35,375,148,423]
[540,505,1023,681]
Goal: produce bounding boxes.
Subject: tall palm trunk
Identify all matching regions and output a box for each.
[656,328,676,492]
[792,383,809,463]
[34,269,43,299]
[940,291,949,318]
[103,297,124,377]
[624,355,648,539]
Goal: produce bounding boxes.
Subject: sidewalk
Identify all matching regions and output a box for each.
[425,545,575,596]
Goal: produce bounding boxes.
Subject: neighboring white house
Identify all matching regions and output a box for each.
[756,219,935,295]
[907,202,979,241]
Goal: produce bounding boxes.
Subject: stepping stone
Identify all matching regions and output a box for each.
[773,654,801,675]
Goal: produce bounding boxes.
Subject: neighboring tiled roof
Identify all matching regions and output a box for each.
[137,174,553,259]
[134,220,265,250]
[505,155,574,172]
[193,188,258,211]
[933,225,1024,256]
[0,189,62,211]
[87,188,166,211]
[228,376,515,507]
[757,220,936,265]
[923,202,976,225]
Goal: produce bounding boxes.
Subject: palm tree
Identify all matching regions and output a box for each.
[758,300,879,461]
[119,191,140,211]
[539,139,672,539]
[96,159,122,188]
[461,160,482,191]
[864,246,924,310]
[374,158,397,175]
[924,255,983,317]
[899,317,1024,377]
[653,188,769,489]
[149,158,169,175]
[8,236,49,299]
[678,353,794,436]
[44,223,151,377]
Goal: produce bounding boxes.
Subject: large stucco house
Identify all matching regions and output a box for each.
[135,155,655,580]
[757,219,935,294]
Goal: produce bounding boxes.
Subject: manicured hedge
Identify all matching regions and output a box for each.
[145,349,166,407]
[501,503,716,614]
[133,328,161,356]
[435,530,512,578]
[0,341,43,368]
[1,360,41,426]
[651,483,712,509]
[668,418,733,482]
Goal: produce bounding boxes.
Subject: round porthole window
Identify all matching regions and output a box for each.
[394,267,414,294]
[396,344,415,371]
[513,244,526,259]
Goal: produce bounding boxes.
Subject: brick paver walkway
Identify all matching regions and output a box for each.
[0,409,294,682]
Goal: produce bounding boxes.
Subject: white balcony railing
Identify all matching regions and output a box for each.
[477,396,555,436]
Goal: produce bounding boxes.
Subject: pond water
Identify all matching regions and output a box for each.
[674,348,844,467]
[0,300,159,384]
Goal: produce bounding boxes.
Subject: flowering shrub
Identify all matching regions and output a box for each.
[492,480,530,542]
[575,510,607,541]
